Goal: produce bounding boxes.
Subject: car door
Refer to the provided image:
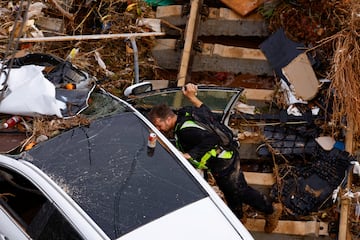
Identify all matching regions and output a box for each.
[126,85,243,126]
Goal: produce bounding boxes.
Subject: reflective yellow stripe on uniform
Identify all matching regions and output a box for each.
[180,120,206,130]
[178,120,233,169]
[218,149,233,159]
[197,148,233,169]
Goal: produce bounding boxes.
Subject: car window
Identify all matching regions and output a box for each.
[0,167,83,240]
[127,86,242,115]
[26,112,208,239]
[81,90,129,120]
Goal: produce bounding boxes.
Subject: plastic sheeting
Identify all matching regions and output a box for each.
[0,54,96,118]
[0,64,65,117]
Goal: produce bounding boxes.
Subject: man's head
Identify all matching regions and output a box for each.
[148,104,177,133]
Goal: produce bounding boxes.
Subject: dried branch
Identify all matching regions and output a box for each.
[326,2,360,136]
[48,0,75,21]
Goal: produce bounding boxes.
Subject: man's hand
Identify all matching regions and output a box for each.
[182,83,203,108]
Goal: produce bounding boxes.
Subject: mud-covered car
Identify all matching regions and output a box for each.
[0,89,253,240]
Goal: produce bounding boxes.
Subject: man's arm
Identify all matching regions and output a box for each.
[182,83,202,108]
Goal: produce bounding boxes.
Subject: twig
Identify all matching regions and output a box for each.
[48,0,75,21]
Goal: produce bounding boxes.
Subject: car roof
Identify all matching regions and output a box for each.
[24,111,209,238]
[1,90,253,240]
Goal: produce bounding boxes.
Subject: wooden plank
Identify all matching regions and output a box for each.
[242,88,274,101]
[220,0,265,16]
[338,119,354,240]
[152,39,273,75]
[156,5,186,26]
[177,0,203,86]
[244,172,275,186]
[157,6,269,36]
[202,43,267,60]
[245,219,329,236]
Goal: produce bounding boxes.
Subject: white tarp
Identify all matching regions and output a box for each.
[0,64,66,117]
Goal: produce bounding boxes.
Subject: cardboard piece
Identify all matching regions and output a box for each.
[282,53,319,101]
[259,29,305,84]
[219,0,265,16]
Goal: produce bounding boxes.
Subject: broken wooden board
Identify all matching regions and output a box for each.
[177,0,203,86]
[245,219,329,236]
[156,6,269,36]
[219,0,265,16]
[282,52,319,101]
[152,39,273,75]
[242,88,274,101]
[244,172,275,186]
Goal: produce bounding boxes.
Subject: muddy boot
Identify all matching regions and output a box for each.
[264,202,283,233]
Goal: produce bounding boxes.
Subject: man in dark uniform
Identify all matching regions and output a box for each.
[148,83,282,233]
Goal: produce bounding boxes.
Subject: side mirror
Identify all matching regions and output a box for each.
[124,82,153,97]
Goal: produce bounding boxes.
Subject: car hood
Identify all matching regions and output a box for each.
[120,198,253,240]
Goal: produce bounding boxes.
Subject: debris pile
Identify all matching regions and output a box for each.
[0,0,159,96]
[0,0,160,153]
[1,0,360,238]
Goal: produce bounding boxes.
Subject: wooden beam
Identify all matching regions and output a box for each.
[245,219,329,236]
[177,0,203,86]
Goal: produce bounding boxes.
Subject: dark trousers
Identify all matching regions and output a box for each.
[208,156,274,218]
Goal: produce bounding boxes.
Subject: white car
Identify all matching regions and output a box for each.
[0,88,253,240]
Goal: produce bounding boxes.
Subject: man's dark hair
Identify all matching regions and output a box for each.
[148,104,175,123]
